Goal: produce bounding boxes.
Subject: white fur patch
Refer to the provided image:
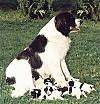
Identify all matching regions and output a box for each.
[6,59,35,97]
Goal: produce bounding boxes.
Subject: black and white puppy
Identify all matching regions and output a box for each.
[30,78,53,100]
[31,78,63,100]
[63,80,95,99]
[41,78,64,100]
[6,12,79,97]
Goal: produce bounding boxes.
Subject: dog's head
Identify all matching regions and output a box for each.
[44,78,56,96]
[55,12,79,36]
[81,83,95,94]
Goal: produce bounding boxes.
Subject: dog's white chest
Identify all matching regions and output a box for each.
[46,36,71,60]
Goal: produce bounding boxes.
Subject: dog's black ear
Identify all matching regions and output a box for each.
[55,12,76,36]
[55,14,70,35]
[29,52,43,69]
[68,81,74,86]
[29,35,47,53]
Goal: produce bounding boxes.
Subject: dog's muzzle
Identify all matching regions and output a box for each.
[70,26,80,33]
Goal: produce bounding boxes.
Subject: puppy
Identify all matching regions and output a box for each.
[63,80,95,99]
[42,78,63,100]
[31,78,63,100]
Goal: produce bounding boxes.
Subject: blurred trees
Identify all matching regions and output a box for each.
[0,0,100,21]
[18,0,51,19]
[51,0,100,21]
[77,0,100,21]
[0,0,19,10]
[52,0,77,11]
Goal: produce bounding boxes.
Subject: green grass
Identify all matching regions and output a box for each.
[0,10,100,104]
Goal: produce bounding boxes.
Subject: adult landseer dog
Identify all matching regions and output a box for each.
[6,12,79,97]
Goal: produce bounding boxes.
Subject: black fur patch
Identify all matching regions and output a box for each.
[80,83,84,89]
[44,86,53,94]
[43,95,46,99]
[44,87,48,93]
[6,77,16,85]
[49,87,53,92]
[69,87,72,94]
[31,70,40,80]
[29,52,43,69]
[16,35,47,71]
[16,48,43,69]
[31,89,41,99]
[58,86,68,93]
[55,12,76,36]
[90,86,93,89]
[29,35,47,53]
[16,35,47,60]
[68,80,74,87]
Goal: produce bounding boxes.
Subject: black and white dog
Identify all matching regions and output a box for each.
[31,78,65,100]
[62,79,95,99]
[30,78,95,100]
[6,11,85,97]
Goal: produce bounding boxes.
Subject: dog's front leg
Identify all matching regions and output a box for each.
[60,59,79,81]
[49,61,67,87]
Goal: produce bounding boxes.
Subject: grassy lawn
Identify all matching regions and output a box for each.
[0,10,100,104]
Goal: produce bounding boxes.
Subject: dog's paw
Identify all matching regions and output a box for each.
[11,90,20,98]
[57,97,64,100]
[65,79,96,99]
[11,89,26,98]
[81,91,87,98]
